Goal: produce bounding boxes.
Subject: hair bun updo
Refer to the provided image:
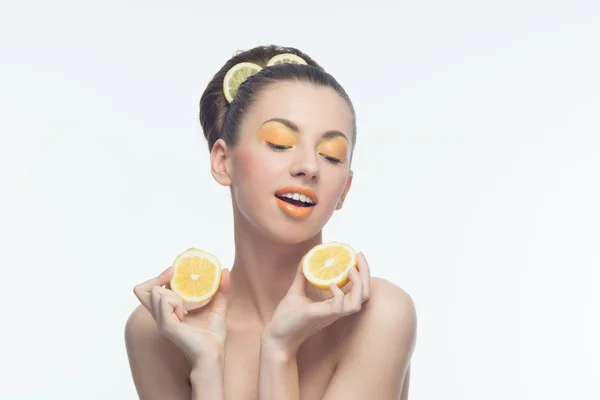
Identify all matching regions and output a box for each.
[198,44,356,152]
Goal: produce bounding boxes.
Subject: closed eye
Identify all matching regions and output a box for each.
[266,142,293,151]
[320,153,343,164]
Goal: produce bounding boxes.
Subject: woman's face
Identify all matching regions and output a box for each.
[220,81,354,244]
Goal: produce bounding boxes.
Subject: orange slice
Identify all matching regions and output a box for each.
[169,248,222,303]
[302,242,357,290]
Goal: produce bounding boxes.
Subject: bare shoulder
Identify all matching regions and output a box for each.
[323,278,417,398]
[335,277,417,366]
[367,277,417,326]
[124,305,191,399]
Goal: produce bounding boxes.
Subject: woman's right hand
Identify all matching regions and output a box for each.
[133,266,231,367]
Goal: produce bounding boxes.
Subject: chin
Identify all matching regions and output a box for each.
[260,214,326,245]
[235,199,331,245]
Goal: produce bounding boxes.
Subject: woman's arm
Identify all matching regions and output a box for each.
[320,279,417,399]
[257,278,417,400]
[257,337,300,400]
[125,306,193,399]
[125,306,226,400]
[401,365,411,400]
[127,266,231,399]
[190,357,225,400]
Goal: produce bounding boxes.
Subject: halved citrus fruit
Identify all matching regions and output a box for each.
[266,53,307,66]
[223,62,262,103]
[302,242,357,290]
[169,248,222,304]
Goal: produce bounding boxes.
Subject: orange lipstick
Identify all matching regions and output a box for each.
[274,186,318,219]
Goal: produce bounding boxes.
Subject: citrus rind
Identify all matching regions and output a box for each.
[266,53,308,67]
[223,62,262,103]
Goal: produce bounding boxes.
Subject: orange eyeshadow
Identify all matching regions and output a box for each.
[317,136,348,161]
[256,121,298,147]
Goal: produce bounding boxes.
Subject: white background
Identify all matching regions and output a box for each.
[1,1,598,399]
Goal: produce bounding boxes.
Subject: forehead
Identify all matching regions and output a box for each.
[241,81,354,141]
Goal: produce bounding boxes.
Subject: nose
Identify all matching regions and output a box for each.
[289,149,319,182]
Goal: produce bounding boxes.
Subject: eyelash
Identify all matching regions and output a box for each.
[266,142,292,151]
[320,153,343,164]
[266,142,343,164]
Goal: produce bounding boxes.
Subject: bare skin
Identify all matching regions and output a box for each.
[125,82,417,399]
[126,278,415,399]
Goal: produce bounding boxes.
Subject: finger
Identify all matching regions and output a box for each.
[157,289,185,330]
[133,266,173,311]
[288,258,307,295]
[149,285,184,320]
[164,290,186,321]
[307,283,344,320]
[151,286,162,320]
[357,252,371,300]
[344,267,363,316]
[207,268,231,318]
[329,282,345,315]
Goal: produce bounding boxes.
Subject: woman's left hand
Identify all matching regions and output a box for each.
[262,252,371,356]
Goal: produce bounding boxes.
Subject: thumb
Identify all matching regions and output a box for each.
[288,258,307,295]
[208,268,231,317]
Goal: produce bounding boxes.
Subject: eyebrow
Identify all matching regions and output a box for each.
[262,117,348,141]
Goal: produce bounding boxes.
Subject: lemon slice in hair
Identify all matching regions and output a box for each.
[223,62,262,103]
[266,53,307,66]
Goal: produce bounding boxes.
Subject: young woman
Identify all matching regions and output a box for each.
[125,44,417,400]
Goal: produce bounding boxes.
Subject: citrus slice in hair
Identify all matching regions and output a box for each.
[169,248,222,303]
[266,53,307,66]
[223,62,262,103]
[302,242,357,290]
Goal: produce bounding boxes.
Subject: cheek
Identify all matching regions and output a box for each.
[322,170,351,205]
[231,147,281,203]
[233,147,269,190]
[234,147,263,178]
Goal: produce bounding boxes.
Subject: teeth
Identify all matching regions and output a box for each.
[279,192,314,204]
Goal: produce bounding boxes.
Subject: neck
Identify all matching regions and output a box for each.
[227,209,322,329]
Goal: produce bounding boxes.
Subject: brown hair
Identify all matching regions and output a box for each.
[198,44,356,152]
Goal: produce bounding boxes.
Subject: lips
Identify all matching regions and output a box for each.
[274,186,318,219]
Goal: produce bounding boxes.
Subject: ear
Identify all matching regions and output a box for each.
[210,139,232,186]
[335,170,353,210]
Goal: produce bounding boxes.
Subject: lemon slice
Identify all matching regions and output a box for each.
[266,53,307,67]
[170,248,222,303]
[302,242,357,290]
[223,62,262,103]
